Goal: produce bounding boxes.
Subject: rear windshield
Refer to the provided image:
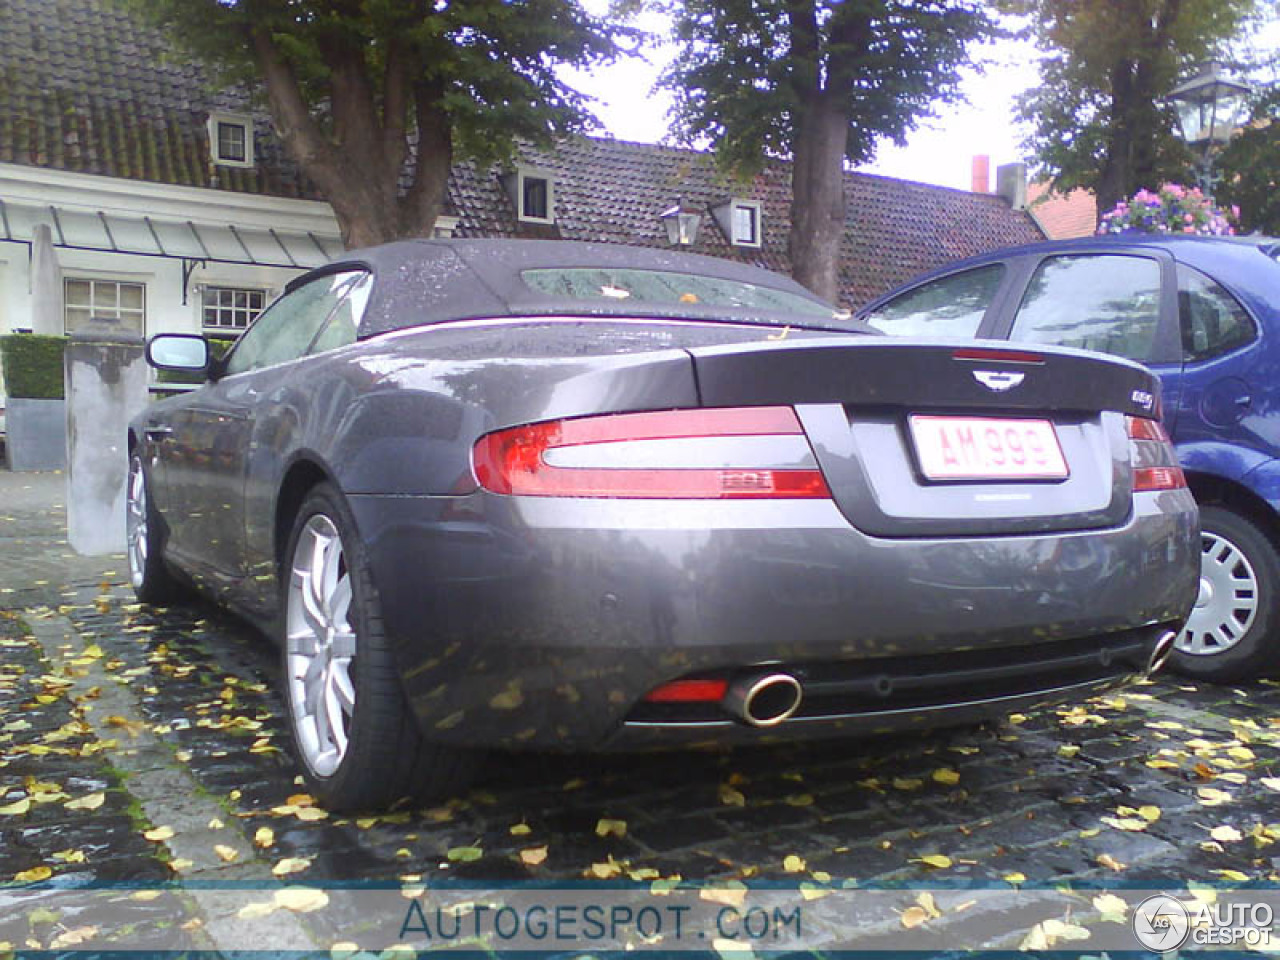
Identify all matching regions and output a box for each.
[521,267,835,317]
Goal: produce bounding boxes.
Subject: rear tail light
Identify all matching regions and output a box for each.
[472,406,832,499]
[1127,415,1186,491]
[643,678,729,703]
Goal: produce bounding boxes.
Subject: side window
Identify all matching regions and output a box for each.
[223,271,360,376]
[1177,264,1256,362]
[1010,255,1162,362]
[308,272,373,356]
[861,265,1004,338]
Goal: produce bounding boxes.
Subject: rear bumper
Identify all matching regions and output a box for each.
[349,489,1198,751]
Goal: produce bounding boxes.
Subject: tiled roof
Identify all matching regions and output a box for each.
[1028,182,1099,240]
[0,0,317,198]
[0,0,1044,307]
[450,139,1045,307]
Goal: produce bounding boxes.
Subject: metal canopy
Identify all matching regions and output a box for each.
[0,199,341,303]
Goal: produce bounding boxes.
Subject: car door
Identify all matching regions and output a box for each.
[1171,262,1264,463]
[163,269,367,589]
[991,250,1184,425]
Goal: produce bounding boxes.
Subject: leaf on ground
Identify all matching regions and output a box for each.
[0,798,31,816]
[932,768,960,786]
[272,857,312,877]
[143,826,174,842]
[718,784,746,807]
[1197,787,1234,806]
[1260,777,1280,792]
[519,846,548,866]
[1137,805,1161,822]
[51,849,85,863]
[784,793,814,807]
[237,901,277,920]
[214,844,239,863]
[253,827,274,848]
[900,905,930,929]
[1093,893,1128,922]
[913,855,952,869]
[275,887,330,913]
[1210,825,1243,843]
[49,926,97,949]
[588,857,624,879]
[1058,744,1081,758]
[798,882,830,901]
[294,807,328,822]
[595,818,626,838]
[783,854,806,873]
[14,865,53,883]
[1096,853,1127,872]
[1101,816,1148,832]
[1216,869,1250,882]
[447,846,482,863]
[1003,872,1026,886]
[509,823,532,836]
[916,892,942,918]
[700,882,748,908]
[892,777,923,791]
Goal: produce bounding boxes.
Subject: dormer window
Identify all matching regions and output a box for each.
[712,198,763,248]
[207,112,254,168]
[502,166,556,224]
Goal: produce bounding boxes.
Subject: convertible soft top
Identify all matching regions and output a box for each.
[295,238,847,337]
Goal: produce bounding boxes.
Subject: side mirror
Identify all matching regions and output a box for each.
[147,334,209,372]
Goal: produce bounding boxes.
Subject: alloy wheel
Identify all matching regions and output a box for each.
[1176,531,1259,657]
[126,456,148,589]
[285,514,358,777]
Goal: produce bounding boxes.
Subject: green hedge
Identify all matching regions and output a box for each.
[0,334,68,399]
[155,336,237,385]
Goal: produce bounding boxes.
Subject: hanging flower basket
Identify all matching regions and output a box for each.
[1097,184,1239,236]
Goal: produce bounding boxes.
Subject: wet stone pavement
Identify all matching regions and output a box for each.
[3,473,1280,954]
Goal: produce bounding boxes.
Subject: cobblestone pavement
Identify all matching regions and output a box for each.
[3,470,1280,956]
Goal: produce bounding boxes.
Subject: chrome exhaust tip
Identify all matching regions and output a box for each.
[724,673,803,727]
[1146,630,1178,677]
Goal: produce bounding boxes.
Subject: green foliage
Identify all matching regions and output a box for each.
[1218,85,1280,235]
[128,0,631,244]
[1009,0,1268,213]
[0,334,68,400]
[660,0,994,175]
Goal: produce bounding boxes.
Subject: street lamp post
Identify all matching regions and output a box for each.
[1165,61,1253,200]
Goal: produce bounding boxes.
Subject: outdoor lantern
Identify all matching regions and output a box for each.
[1166,62,1252,195]
[659,198,701,246]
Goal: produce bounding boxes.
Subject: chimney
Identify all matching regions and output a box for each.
[996,162,1028,211]
[971,155,990,194]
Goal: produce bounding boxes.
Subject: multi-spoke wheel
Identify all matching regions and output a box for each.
[280,483,480,810]
[1171,505,1280,683]
[126,452,180,604]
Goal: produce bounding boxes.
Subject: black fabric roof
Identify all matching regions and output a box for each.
[326,239,853,337]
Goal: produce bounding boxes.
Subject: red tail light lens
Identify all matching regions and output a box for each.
[473,407,831,499]
[643,678,729,703]
[1126,415,1185,491]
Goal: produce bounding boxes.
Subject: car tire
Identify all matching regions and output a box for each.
[281,482,480,811]
[126,452,183,605]
[1170,505,1280,684]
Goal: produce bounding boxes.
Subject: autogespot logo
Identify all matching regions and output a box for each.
[1133,894,1191,952]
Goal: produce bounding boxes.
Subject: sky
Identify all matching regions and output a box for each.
[563,10,1280,194]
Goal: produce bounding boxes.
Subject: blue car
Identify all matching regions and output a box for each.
[857,235,1280,683]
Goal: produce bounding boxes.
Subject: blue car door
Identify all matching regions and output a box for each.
[1169,262,1267,478]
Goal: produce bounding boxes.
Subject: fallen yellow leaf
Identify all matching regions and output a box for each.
[275,887,330,913]
[932,768,960,786]
[1004,872,1026,886]
[1210,825,1243,843]
[214,844,239,863]
[0,798,31,816]
[14,865,53,883]
[237,901,277,920]
[447,846,482,863]
[1216,869,1250,882]
[718,784,746,807]
[253,827,274,848]
[272,858,312,877]
[595,818,627,838]
[143,826,174,842]
[900,905,930,929]
[1096,853,1127,872]
[783,854,806,873]
[520,846,548,866]
[784,793,814,807]
[509,823,532,836]
[915,855,952,869]
[1093,893,1128,922]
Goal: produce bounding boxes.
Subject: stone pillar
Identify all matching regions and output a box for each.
[64,325,149,556]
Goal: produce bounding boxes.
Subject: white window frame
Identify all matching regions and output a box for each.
[63,277,147,336]
[712,198,764,249]
[502,165,556,225]
[200,284,269,335]
[207,112,255,169]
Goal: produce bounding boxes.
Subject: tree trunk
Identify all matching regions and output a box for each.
[790,100,848,305]
[250,27,444,250]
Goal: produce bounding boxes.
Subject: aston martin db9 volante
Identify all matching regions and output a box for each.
[130,239,1199,810]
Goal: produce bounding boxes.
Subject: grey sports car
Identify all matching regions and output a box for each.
[130,239,1199,810]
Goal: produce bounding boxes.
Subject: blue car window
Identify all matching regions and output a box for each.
[1177,264,1257,362]
[860,264,1004,337]
[223,271,361,375]
[1011,255,1161,362]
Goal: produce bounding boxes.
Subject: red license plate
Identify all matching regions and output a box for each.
[909,416,1068,481]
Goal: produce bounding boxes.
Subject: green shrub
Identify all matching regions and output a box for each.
[155,336,237,385]
[0,334,68,399]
